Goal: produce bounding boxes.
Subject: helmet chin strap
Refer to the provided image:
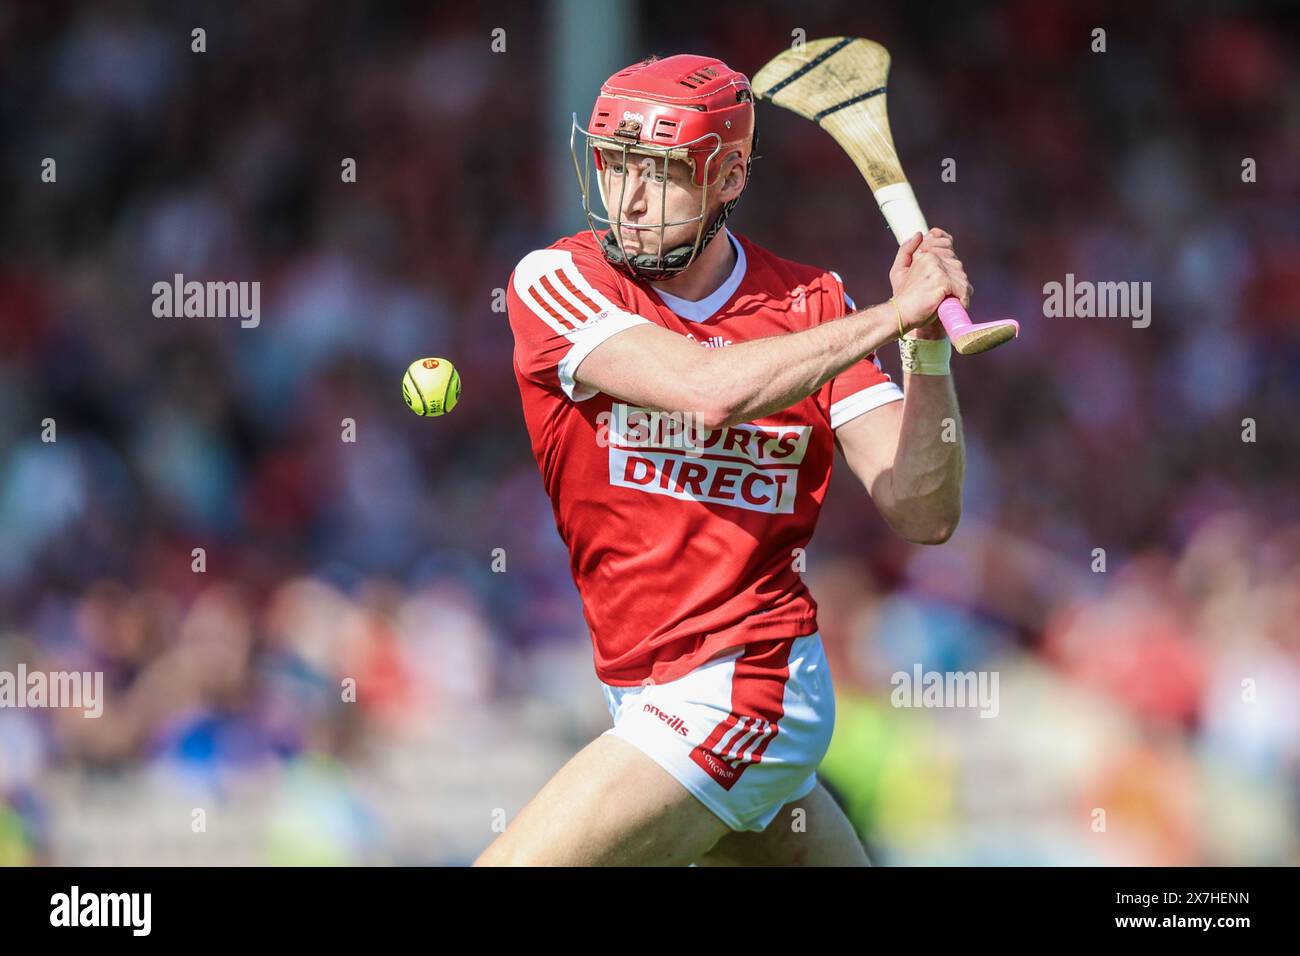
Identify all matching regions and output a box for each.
[600,228,703,281]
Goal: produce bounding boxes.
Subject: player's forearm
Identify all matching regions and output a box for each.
[879,371,965,544]
[699,302,899,429]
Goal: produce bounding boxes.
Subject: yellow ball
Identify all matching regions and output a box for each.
[402,357,461,416]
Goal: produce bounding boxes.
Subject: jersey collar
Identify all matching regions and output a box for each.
[648,230,746,323]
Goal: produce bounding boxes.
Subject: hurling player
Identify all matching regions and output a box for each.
[478,54,969,866]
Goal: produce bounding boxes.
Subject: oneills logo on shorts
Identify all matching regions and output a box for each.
[606,403,809,514]
[642,702,689,736]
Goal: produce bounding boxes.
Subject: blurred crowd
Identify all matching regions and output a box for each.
[1,0,1297,865]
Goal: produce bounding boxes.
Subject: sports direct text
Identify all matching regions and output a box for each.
[601,402,809,514]
[597,406,711,456]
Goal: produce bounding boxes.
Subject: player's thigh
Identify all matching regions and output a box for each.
[693,780,869,866]
[473,732,731,866]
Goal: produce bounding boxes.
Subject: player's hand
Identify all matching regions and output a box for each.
[889,228,972,337]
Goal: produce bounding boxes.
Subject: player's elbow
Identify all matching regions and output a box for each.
[696,402,741,432]
[676,380,731,431]
[684,353,742,431]
[908,523,957,546]
[901,513,960,545]
[698,396,756,431]
[886,498,961,545]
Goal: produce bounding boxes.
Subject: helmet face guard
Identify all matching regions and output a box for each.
[570,54,757,282]
[570,117,728,282]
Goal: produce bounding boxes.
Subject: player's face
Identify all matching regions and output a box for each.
[598,149,711,256]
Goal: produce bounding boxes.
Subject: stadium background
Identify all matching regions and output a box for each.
[1,0,1297,865]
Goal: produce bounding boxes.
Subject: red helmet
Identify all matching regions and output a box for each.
[570,54,757,280]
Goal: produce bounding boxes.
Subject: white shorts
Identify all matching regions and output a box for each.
[599,632,835,832]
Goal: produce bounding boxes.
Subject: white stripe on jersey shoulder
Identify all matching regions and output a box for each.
[512,248,636,334]
[829,380,904,430]
[828,270,855,313]
[512,247,652,402]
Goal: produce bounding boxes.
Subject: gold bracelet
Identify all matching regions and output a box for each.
[890,297,904,339]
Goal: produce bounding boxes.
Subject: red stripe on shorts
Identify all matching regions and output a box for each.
[691,639,794,791]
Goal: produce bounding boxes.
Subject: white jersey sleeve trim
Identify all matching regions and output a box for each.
[558,313,651,400]
[513,248,652,401]
[830,379,905,430]
[828,270,855,313]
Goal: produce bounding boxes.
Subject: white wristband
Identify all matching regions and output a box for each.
[899,335,951,375]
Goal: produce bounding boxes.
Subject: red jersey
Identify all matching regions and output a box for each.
[506,229,902,685]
